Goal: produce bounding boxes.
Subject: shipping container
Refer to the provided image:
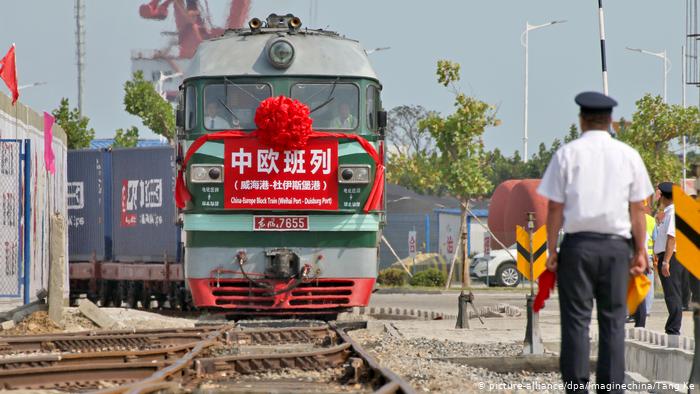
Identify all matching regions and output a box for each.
[67,150,108,261]
[110,147,178,262]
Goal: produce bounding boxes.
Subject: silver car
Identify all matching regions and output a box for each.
[470,247,520,287]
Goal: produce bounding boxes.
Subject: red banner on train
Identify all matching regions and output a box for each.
[224,138,338,210]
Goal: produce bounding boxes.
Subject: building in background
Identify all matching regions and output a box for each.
[381,184,489,270]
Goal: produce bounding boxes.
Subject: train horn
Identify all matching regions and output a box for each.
[249,18,262,31]
[288,17,302,30]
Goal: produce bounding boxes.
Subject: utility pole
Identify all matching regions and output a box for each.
[683,45,688,187]
[685,1,700,388]
[75,0,85,115]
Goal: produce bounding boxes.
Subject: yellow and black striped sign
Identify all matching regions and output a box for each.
[516,225,547,281]
[673,185,700,279]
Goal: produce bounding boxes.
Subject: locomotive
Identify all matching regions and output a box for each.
[175,14,386,318]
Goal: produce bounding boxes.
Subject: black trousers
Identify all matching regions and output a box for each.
[632,296,646,327]
[692,275,700,304]
[658,252,685,335]
[682,270,700,306]
[558,235,630,394]
[682,268,690,308]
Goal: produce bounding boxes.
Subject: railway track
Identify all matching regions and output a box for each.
[0,321,415,393]
[0,326,221,354]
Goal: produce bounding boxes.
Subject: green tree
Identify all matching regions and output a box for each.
[386,105,436,156]
[420,60,500,297]
[387,151,445,195]
[485,148,526,186]
[52,98,95,149]
[485,124,580,187]
[123,71,175,141]
[617,94,700,185]
[385,104,443,194]
[113,126,139,148]
[527,140,561,177]
[564,123,580,143]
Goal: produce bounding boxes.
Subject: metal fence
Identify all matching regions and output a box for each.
[380,213,438,270]
[380,210,490,273]
[0,141,22,298]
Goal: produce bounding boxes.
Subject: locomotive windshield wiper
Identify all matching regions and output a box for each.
[224,77,264,103]
[220,77,258,124]
[310,77,339,114]
[310,97,334,114]
[217,98,240,124]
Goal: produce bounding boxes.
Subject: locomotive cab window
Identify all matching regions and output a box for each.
[184,86,196,131]
[291,83,358,130]
[366,85,379,132]
[204,83,271,130]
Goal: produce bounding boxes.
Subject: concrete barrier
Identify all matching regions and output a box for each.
[624,327,694,387]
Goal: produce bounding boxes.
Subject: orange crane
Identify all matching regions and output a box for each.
[139,0,250,58]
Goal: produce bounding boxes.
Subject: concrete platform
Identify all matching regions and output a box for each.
[364,290,700,388]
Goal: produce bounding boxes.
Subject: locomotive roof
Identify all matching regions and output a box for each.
[185,28,379,81]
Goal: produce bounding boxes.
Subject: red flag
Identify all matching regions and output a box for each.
[43,112,55,174]
[533,270,556,312]
[0,44,18,104]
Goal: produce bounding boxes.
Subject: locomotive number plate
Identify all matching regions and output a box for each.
[253,216,309,231]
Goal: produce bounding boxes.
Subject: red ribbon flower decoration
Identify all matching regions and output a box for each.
[254,96,313,151]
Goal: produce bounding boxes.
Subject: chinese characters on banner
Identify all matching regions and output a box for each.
[224,138,339,210]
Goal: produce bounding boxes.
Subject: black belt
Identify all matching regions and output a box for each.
[565,232,630,242]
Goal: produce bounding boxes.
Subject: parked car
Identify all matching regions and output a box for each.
[470,247,520,287]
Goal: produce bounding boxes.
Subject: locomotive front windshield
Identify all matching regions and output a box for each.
[203,83,272,130]
[291,83,358,130]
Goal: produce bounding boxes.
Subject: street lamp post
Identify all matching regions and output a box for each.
[18,82,47,91]
[521,20,566,163]
[365,46,391,55]
[626,47,671,103]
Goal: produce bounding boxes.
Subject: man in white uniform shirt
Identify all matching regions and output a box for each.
[655,182,684,335]
[537,92,653,393]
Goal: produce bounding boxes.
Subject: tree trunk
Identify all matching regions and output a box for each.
[461,199,470,290]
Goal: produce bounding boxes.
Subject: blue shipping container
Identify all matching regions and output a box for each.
[67,150,107,261]
[110,147,178,262]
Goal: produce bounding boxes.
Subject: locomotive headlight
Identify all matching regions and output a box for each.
[267,39,295,69]
[338,165,371,184]
[190,164,224,183]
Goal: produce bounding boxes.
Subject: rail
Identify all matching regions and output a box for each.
[0,322,415,393]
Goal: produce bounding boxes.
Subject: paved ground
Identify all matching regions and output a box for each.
[368,288,696,344]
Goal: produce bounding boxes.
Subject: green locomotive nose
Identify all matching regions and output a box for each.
[175,14,386,318]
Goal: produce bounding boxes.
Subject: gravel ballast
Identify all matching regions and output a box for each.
[350,328,567,393]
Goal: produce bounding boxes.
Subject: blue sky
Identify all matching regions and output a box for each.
[1,1,690,156]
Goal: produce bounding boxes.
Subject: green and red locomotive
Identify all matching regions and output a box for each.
[175,14,386,318]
